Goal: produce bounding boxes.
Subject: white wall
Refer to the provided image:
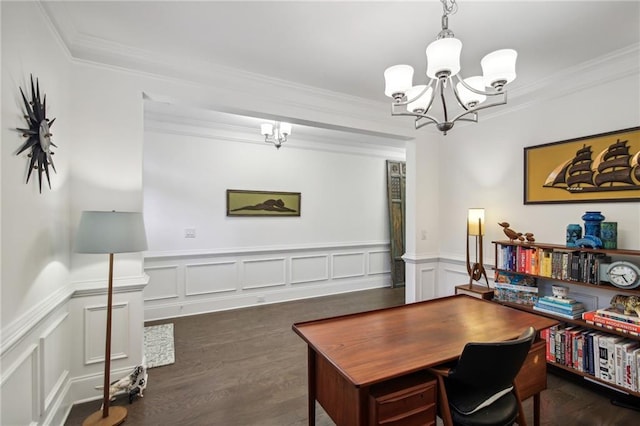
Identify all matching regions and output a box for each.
[1,3,148,424]
[142,112,404,318]
[1,2,73,424]
[144,127,394,251]
[428,53,640,299]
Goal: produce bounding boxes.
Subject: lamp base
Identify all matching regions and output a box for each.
[82,406,127,426]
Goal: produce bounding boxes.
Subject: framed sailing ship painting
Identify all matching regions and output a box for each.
[524,127,640,204]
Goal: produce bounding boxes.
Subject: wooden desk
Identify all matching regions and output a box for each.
[292,295,558,426]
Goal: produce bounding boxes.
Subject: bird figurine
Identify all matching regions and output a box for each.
[498,222,524,242]
[524,233,535,243]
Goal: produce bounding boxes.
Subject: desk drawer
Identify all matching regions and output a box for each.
[369,372,436,426]
[515,340,547,400]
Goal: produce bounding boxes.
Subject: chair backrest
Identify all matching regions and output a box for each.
[445,326,535,413]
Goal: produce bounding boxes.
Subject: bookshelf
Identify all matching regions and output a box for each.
[491,240,640,398]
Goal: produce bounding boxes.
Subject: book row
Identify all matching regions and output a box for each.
[541,325,640,391]
[496,244,611,284]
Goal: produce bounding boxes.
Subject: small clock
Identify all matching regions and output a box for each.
[600,261,640,289]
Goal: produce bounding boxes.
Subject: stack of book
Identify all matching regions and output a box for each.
[583,307,640,336]
[541,325,640,391]
[533,296,585,319]
[493,271,538,305]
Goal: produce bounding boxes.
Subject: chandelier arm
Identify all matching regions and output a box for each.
[439,79,449,123]
[415,119,438,130]
[390,105,440,129]
[449,92,508,125]
[388,80,437,107]
[451,79,470,113]
[454,75,504,97]
[390,101,441,127]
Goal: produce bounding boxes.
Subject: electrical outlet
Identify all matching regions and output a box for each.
[184,228,196,238]
[257,295,266,303]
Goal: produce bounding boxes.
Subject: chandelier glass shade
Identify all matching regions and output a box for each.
[383,0,517,135]
[261,121,292,149]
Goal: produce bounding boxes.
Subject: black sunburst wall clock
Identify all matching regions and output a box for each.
[16,74,57,193]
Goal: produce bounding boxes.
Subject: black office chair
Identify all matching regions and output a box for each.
[427,326,536,426]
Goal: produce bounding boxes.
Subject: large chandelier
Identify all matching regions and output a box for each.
[260,121,292,149]
[383,0,517,135]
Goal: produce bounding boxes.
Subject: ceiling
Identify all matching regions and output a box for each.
[41,0,640,145]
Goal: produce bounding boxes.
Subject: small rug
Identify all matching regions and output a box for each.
[144,323,175,368]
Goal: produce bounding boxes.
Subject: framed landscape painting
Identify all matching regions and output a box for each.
[524,127,640,204]
[226,190,301,217]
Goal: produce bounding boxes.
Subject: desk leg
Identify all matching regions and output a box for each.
[533,393,540,426]
[307,347,316,426]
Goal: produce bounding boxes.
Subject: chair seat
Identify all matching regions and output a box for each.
[450,392,518,426]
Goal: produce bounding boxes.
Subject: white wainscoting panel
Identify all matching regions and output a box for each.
[0,344,38,426]
[291,255,329,284]
[144,265,179,301]
[186,261,237,296]
[331,252,366,279]
[368,250,391,275]
[242,258,286,289]
[84,302,130,365]
[144,243,391,321]
[419,265,437,301]
[39,312,70,414]
[441,262,475,298]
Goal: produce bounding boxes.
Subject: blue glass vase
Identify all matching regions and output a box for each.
[566,224,582,247]
[576,211,604,248]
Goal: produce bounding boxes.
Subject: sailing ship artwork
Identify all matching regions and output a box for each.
[524,127,640,204]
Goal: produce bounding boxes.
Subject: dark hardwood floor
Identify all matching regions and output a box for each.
[65,288,640,425]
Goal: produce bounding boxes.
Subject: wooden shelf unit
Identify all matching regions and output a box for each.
[491,240,640,399]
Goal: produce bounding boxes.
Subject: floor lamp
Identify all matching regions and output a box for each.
[466,208,489,288]
[76,211,148,426]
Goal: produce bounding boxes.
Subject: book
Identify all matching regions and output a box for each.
[493,278,538,305]
[615,340,638,387]
[584,331,596,375]
[593,332,605,379]
[539,249,553,277]
[631,347,640,391]
[537,298,584,312]
[598,335,623,383]
[533,304,583,319]
[596,307,640,325]
[593,316,640,336]
[569,328,586,370]
[542,295,577,305]
[637,349,640,392]
[584,311,640,335]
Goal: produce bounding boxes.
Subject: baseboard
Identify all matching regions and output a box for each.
[144,277,390,321]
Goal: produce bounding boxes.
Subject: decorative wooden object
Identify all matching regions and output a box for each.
[499,221,524,242]
[467,208,489,288]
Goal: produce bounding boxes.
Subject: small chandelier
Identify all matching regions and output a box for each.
[260,121,292,149]
[383,0,517,135]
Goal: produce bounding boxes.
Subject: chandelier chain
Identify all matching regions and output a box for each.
[441,0,458,16]
[438,0,458,39]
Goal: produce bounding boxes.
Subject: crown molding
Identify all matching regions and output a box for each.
[144,110,406,159]
[480,43,640,122]
[39,5,639,137]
